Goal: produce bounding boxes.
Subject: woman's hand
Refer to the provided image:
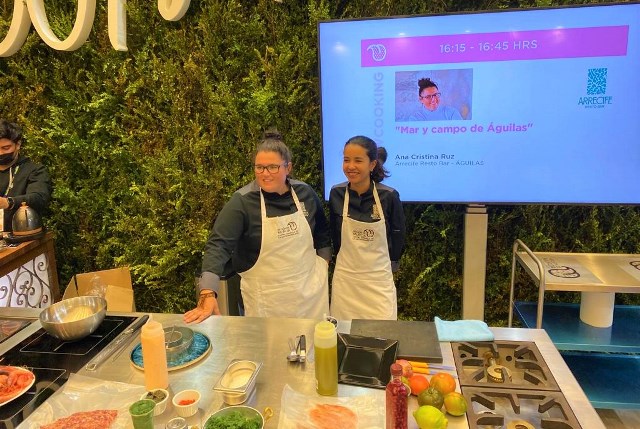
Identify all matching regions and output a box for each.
[183,292,221,323]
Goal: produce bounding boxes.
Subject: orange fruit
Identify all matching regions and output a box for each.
[430,372,456,395]
[408,374,430,396]
[444,391,467,416]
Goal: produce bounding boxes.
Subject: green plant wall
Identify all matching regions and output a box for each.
[2,0,638,323]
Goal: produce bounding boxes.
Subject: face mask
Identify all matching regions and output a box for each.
[0,151,16,166]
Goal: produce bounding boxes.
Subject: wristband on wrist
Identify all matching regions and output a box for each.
[197,291,217,310]
[6,197,14,209]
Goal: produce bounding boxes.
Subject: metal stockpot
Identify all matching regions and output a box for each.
[11,203,43,236]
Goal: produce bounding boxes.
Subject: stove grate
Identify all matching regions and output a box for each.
[452,341,560,391]
[462,386,582,429]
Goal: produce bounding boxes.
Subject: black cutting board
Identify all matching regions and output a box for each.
[350,319,443,363]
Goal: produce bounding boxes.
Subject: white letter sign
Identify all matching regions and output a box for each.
[27,0,96,51]
[158,0,191,21]
[1,0,191,56]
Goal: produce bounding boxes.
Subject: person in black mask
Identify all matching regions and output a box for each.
[0,120,52,233]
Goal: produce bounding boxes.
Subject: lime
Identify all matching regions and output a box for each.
[443,391,467,416]
[413,405,448,429]
[418,387,444,410]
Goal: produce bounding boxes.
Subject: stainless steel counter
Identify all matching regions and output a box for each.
[0,309,604,428]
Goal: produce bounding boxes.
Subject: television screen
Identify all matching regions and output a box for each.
[318,4,640,204]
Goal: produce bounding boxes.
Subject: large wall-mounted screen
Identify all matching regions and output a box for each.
[318,4,640,204]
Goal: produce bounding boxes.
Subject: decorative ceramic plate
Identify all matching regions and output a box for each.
[0,366,36,407]
[130,332,211,371]
[336,333,398,389]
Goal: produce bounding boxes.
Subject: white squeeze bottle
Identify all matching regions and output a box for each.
[140,317,169,390]
[314,320,338,395]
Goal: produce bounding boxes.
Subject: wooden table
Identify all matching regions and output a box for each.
[0,231,60,307]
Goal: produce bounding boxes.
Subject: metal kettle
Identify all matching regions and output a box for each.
[11,202,43,237]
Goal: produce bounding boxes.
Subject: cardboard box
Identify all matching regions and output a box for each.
[62,267,135,312]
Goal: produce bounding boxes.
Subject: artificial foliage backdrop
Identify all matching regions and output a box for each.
[1,0,638,323]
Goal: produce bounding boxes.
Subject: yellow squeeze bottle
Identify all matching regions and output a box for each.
[140,318,169,390]
[314,321,338,395]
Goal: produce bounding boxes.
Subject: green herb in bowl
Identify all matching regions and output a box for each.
[205,410,262,429]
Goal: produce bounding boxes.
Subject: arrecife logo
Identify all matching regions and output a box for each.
[277,221,299,239]
[351,228,375,241]
[367,44,387,62]
[578,68,612,109]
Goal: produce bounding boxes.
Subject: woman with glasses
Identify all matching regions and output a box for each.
[184,129,331,323]
[329,136,406,321]
[414,77,462,121]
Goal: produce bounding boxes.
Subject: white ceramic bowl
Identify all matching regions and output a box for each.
[172,389,200,417]
[140,388,169,416]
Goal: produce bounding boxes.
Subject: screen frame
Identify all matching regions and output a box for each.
[317,2,640,206]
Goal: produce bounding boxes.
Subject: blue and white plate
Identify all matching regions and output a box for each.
[130,332,211,371]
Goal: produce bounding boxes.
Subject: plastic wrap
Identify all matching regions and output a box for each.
[18,373,146,429]
[277,384,384,429]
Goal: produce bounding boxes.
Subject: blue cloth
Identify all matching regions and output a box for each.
[434,317,494,342]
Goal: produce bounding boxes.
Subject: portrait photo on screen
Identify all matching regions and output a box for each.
[395,69,473,122]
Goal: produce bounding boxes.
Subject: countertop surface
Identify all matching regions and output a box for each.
[0,308,604,429]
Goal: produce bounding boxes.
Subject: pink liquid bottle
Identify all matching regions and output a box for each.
[386,363,408,429]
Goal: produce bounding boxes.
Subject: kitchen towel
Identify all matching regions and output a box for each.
[434,316,494,342]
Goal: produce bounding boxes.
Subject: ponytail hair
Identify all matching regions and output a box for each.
[344,135,389,183]
[254,127,292,165]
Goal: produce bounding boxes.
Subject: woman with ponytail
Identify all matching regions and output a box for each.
[329,136,406,320]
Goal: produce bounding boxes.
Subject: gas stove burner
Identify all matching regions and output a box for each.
[451,341,559,391]
[487,363,513,383]
[484,351,513,383]
[462,386,582,429]
[506,420,535,429]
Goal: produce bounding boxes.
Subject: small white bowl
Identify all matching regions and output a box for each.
[172,389,201,417]
[140,388,169,416]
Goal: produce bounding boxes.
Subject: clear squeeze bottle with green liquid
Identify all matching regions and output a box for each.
[314,320,338,395]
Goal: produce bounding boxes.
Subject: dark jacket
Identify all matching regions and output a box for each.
[329,181,406,264]
[0,155,52,232]
[201,179,331,278]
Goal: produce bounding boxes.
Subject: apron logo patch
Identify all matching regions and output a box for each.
[277,221,299,239]
[351,228,375,241]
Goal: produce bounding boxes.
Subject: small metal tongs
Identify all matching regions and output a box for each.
[287,336,300,362]
[298,335,306,363]
[286,335,307,363]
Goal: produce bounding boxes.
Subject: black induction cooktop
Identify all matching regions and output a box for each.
[0,315,136,429]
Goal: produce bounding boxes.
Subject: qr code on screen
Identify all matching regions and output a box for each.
[587,68,607,95]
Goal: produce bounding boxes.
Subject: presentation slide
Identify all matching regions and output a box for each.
[318,4,640,204]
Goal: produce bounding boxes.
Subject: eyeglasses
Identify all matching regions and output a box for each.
[420,92,441,101]
[254,163,287,174]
